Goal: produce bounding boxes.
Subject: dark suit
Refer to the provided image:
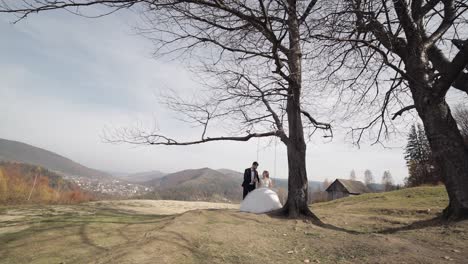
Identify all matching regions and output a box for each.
[242,168,259,199]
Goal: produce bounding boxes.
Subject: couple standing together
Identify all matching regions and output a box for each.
[240,161,282,214]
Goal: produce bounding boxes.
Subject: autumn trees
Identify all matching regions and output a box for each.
[0,162,91,204]
[0,168,6,202]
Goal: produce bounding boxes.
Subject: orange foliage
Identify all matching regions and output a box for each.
[0,168,7,202]
[0,161,93,205]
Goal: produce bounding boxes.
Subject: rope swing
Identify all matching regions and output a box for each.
[274,136,278,178]
[256,137,260,161]
[255,136,279,178]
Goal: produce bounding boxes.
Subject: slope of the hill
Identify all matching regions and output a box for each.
[1,186,466,264]
[312,185,449,231]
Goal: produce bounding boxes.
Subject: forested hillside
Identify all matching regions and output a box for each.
[0,161,92,204]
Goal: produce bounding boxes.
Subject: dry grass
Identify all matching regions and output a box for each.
[0,186,467,264]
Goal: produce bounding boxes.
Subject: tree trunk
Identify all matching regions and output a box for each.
[407,52,468,220]
[281,128,319,219]
[417,100,468,220]
[278,0,319,220]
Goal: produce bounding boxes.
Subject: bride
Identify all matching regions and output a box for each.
[240,170,282,213]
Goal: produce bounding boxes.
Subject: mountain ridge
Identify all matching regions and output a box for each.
[0,138,113,180]
[115,170,166,183]
[141,167,242,202]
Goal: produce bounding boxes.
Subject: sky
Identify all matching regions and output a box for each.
[1,8,465,184]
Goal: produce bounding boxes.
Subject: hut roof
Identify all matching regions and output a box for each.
[326,179,370,194]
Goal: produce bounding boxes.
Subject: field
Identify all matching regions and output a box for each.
[1,186,467,263]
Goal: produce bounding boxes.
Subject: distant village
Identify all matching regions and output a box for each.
[64,174,151,198]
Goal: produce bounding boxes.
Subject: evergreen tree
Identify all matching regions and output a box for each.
[417,124,431,161]
[404,124,430,164]
[454,104,468,144]
[404,124,440,187]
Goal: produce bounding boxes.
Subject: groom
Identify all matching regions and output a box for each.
[242,161,259,199]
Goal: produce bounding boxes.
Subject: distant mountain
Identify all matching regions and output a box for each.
[218,168,322,189]
[217,168,323,190]
[140,167,327,202]
[367,183,385,192]
[116,170,166,183]
[143,168,242,202]
[217,168,243,178]
[0,138,113,180]
[272,178,323,191]
[146,167,231,188]
[106,171,129,178]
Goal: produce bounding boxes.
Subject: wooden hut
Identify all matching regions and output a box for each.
[325,179,370,201]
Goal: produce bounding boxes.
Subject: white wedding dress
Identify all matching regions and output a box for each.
[240,178,282,214]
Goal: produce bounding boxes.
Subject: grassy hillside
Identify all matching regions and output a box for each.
[315,185,448,212]
[1,186,466,264]
[312,186,449,232]
[0,138,112,179]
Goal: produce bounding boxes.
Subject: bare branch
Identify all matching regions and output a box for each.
[392,105,415,120]
[107,130,278,145]
[300,110,332,136]
[0,0,138,22]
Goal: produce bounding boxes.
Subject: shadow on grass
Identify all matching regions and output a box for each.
[312,214,451,235]
[315,216,450,235]
[376,216,447,234]
[265,209,451,236]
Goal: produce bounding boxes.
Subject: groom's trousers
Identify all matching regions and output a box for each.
[243,184,255,199]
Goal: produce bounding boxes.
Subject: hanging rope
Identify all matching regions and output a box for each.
[274,137,278,178]
[256,137,260,161]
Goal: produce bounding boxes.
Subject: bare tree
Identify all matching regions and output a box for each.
[316,0,468,220]
[364,169,374,186]
[0,0,332,219]
[349,169,357,180]
[381,170,394,191]
[322,178,331,190]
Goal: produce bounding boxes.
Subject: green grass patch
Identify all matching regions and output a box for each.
[313,186,447,213]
